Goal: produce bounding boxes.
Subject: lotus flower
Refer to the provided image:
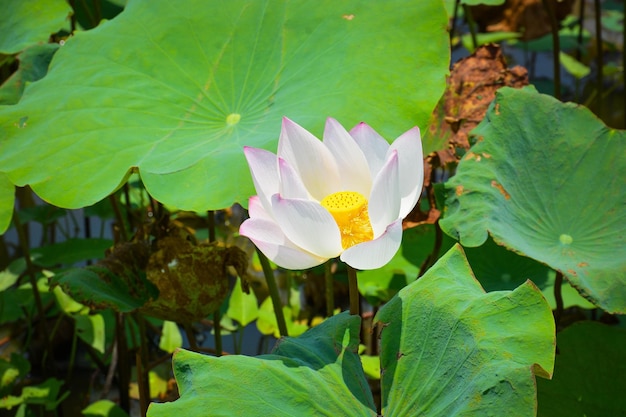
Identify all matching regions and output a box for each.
[239,117,423,270]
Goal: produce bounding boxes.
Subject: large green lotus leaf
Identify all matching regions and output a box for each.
[0,0,71,54]
[147,312,376,417]
[376,244,555,417]
[440,87,626,314]
[0,173,13,234]
[537,322,626,417]
[0,0,449,215]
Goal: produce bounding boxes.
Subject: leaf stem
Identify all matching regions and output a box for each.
[593,0,604,115]
[213,309,223,356]
[324,261,334,317]
[347,265,360,316]
[554,271,564,327]
[256,248,289,337]
[462,4,478,51]
[542,0,561,99]
[115,313,131,413]
[13,209,52,372]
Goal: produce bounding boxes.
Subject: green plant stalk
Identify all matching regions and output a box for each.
[207,209,222,354]
[593,0,604,115]
[134,314,151,417]
[554,270,564,326]
[108,194,129,242]
[256,248,289,337]
[115,313,131,413]
[462,4,478,51]
[542,0,561,99]
[347,265,360,316]
[13,209,52,372]
[213,309,223,356]
[574,0,586,101]
[324,261,334,317]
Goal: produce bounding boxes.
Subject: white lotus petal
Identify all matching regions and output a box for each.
[349,122,390,180]
[240,218,327,270]
[389,127,424,218]
[243,147,279,215]
[248,196,272,221]
[323,118,372,195]
[368,150,400,237]
[278,158,309,199]
[271,194,342,258]
[340,219,403,270]
[278,117,341,200]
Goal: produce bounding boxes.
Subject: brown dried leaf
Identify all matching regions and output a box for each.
[470,0,575,41]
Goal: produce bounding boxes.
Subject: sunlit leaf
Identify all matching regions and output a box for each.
[159,321,183,354]
[226,277,259,327]
[75,313,106,354]
[0,0,70,54]
[82,399,129,417]
[0,0,449,215]
[376,244,555,417]
[440,87,626,314]
[537,322,626,417]
[559,51,591,79]
[147,312,377,417]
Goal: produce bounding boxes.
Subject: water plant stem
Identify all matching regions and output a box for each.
[134,314,151,417]
[554,271,564,326]
[462,4,478,51]
[213,309,223,356]
[207,209,222,355]
[347,265,360,316]
[325,261,334,317]
[593,0,604,115]
[256,248,289,337]
[13,209,51,372]
[542,0,561,100]
[115,313,131,412]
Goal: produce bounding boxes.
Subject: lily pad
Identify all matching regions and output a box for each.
[147,312,377,416]
[440,87,626,314]
[0,0,449,221]
[537,322,626,417]
[0,0,70,54]
[376,244,555,417]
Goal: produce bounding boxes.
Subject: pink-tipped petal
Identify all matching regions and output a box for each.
[368,150,400,237]
[278,158,310,199]
[248,196,273,221]
[340,219,403,270]
[243,147,279,215]
[278,118,341,200]
[240,218,327,270]
[349,122,390,180]
[271,194,343,258]
[389,127,424,218]
[323,118,372,195]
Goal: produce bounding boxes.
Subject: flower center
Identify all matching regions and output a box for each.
[320,191,373,250]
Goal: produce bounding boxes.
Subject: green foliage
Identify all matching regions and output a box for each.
[537,322,626,417]
[148,312,377,417]
[82,399,130,417]
[440,87,626,314]
[0,0,449,218]
[376,244,554,416]
[0,44,59,105]
[148,246,554,416]
[0,0,70,54]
